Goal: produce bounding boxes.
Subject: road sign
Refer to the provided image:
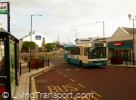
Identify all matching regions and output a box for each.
[0,2,8,14]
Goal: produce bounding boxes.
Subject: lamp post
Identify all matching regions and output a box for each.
[96,21,105,41]
[30,14,42,56]
[128,14,136,65]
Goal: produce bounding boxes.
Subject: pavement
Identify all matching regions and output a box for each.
[12,61,136,100]
[107,60,136,68]
[13,64,53,100]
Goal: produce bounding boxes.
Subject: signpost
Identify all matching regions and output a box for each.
[0,2,10,33]
[0,2,8,14]
[0,2,11,100]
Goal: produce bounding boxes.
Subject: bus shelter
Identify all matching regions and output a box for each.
[0,27,19,100]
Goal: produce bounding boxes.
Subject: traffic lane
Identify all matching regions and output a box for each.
[33,68,101,100]
[50,57,67,66]
[53,64,136,100]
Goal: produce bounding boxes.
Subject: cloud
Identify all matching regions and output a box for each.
[0,0,136,43]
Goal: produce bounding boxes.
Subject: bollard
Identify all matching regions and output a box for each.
[20,62,21,76]
[126,58,127,66]
[37,59,39,70]
[44,58,45,67]
[43,59,44,68]
[48,58,49,66]
[125,56,128,66]
[28,61,30,72]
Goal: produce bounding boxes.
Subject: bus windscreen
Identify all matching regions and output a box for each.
[88,47,106,59]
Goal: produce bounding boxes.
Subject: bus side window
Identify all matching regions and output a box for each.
[70,47,75,54]
[76,47,80,55]
[84,47,88,56]
[69,47,80,55]
[70,48,73,54]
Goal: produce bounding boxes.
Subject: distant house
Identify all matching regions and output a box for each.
[22,32,52,47]
[19,32,53,53]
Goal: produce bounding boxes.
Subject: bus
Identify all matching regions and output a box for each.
[64,38,107,67]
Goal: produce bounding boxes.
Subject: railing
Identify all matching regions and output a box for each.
[124,59,136,66]
[19,58,49,75]
[19,61,29,75]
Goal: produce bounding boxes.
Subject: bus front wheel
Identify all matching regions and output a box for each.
[79,60,82,66]
[67,58,70,63]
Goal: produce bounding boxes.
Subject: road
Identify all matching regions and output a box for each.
[30,57,136,100]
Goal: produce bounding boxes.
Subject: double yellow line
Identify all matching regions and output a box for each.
[91,91,102,100]
[31,67,52,100]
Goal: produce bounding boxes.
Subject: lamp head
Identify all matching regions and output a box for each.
[31,14,42,16]
[128,14,132,20]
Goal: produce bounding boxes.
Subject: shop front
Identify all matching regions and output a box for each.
[0,28,19,100]
[108,40,133,61]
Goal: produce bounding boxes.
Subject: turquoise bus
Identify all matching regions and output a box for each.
[64,38,107,67]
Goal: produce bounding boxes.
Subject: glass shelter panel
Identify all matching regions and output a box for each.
[0,41,6,83]
[0,40,6,99]
[10,43,16,97]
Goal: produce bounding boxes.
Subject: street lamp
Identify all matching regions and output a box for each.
[128,14,136,65]
[30,14,42,56]
[96,21,105,41]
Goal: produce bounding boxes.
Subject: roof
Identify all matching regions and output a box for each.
[0,28,19,42]
[121,27,136,34]
[0,27,7,33]
[0,28,9,37]
[64,44,75,48]
[76,37,105,44]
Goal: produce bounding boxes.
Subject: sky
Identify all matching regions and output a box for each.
[0,0,136,44]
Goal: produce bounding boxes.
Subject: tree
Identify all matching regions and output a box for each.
[22,41,36,51]
[30,41,36,49]
[46,43,56,49]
